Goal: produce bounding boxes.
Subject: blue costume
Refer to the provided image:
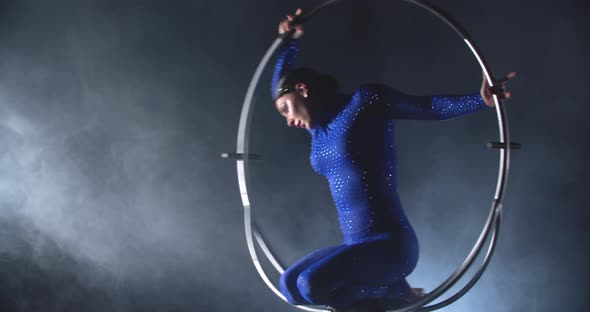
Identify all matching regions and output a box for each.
[272,38,488,309]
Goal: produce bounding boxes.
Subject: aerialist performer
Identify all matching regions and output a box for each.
[272,8,517,312]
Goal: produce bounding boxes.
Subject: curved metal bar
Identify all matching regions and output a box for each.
[418,205,503,311]
[233,0,516,311]
[236,32,333,312]
[386,201,500,311]
[236,36,291,304]
[253,223,286,274]
[381,1,513,310]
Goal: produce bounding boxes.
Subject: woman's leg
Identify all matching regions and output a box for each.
[295,236,418,309]
[280,244,346,305]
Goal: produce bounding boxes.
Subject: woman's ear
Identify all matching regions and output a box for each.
[294,82,308,98]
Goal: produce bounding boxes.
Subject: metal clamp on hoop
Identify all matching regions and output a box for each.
[220,153,262,161]
[487,142,521,149]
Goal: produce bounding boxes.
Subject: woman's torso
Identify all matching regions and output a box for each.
[309,86,417,245]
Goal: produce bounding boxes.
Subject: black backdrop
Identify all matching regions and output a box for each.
[0,0,587,311]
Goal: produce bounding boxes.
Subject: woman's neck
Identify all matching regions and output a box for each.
[311,92,351,131]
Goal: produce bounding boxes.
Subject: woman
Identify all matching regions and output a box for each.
[273,9,516,312]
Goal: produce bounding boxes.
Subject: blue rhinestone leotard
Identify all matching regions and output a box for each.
[272,38,488,309]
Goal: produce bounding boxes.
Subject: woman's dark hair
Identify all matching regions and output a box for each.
[274,67,339,101]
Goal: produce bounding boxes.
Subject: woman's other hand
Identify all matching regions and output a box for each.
[278,8,304,39]
[481,71,517,107]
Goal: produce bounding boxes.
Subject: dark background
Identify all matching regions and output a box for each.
[0,0,587,311]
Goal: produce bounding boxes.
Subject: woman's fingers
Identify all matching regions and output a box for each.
[287,8,303,24]
[279,20,294,33]
[498,71,516,99]
[498,71,518,83]
[279,20,287,33]
[279,8,304,37]
[481,70,516,105]
[483,70,517,85]
[490,71,517,95]
[506,71,518,80]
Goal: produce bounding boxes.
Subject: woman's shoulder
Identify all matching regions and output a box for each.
[356,83,401,95]
[351,83,402,104]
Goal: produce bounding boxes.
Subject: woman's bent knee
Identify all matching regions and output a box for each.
[280,271,310,305]
[296,270,329,305]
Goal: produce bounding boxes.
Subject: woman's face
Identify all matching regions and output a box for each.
[274,83,312,130]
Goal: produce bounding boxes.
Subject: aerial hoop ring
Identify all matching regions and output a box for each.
[221,0,520,311]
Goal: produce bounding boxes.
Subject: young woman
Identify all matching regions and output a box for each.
[273,9,516,311]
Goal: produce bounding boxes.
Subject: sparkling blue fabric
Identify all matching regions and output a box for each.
[272,38,488,309]
[271,38,299,99]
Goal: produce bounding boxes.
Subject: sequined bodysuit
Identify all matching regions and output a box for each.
[272,38,488,309]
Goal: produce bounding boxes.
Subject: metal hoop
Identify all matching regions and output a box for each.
[222,0,519,311]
